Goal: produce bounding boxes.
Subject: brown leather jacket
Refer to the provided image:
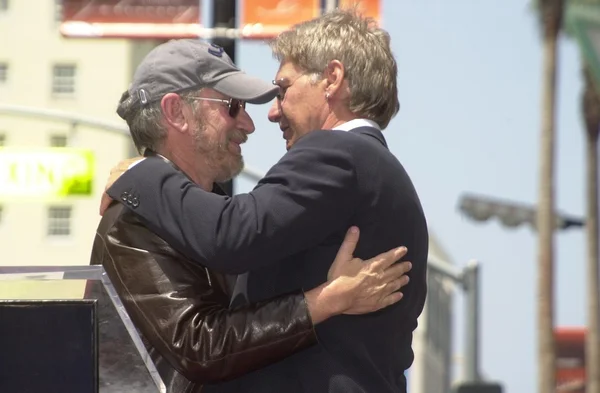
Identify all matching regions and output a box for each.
[90,200,318,392]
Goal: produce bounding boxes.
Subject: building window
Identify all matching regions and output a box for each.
[0,63,7,83]
[50,134,68,147]
[52,64,76,97]
[47,206,72,236]
[0,0,8,12]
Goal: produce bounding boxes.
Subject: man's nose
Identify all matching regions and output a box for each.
[267,99,281,123]
[238,107,255,134]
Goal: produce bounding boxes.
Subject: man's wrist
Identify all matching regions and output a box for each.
[304,281,348,324]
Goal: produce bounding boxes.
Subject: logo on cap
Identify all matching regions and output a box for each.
[208,43,224,58]
[139,89,149,105]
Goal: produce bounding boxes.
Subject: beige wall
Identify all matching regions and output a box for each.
[0,0,158,267]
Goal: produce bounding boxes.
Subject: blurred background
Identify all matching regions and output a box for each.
[0,1,597,392]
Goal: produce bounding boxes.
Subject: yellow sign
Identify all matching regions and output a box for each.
[0,148,94,201]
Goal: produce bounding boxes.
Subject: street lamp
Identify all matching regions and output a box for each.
[457,192,585,392]
[458,193,585,231]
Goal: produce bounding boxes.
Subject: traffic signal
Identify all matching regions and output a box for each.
[454,382,503,393]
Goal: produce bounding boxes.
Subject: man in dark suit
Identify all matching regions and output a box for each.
[94,37,413,393]
[104,9,428,393]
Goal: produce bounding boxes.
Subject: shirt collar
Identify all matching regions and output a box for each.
[332,118,381,132]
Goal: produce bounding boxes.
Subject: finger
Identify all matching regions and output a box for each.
[370,246,407,270]
[99,196,108,216]
[382,261,412,282]
[387,261,413,275]
[107,172,122,190]
[382,292,404,308]
[120,157,140,170]
[386,276,409,294]
[109,157,139,176]
[334,226,360,262]
[375,277,408,302]
[99,193,113,216]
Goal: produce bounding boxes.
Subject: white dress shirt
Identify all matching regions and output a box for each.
[331,118,381,131]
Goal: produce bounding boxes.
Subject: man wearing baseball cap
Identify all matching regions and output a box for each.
[90,38,412,392]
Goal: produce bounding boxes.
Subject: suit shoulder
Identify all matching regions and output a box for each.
[295,130,368,153]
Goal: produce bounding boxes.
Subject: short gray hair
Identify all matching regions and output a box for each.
[116,90,200,153]
[269,8,399,129]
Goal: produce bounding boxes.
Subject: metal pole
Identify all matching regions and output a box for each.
[325,0,337,12]
[421,254,483,384]
[212,0,236,61]
[463,259,481,382]
[426,254,463,282]
[0,104,129,136]
[212,0,237,196]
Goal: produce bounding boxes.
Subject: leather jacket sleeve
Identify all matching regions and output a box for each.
[91,205,318,384]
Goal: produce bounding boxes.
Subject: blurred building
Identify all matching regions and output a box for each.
[0,0,159,267]
[408,232,456,393]
[556,327,585,393]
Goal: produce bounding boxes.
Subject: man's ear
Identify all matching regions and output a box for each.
[324,60,348,100]
[161,93,188,133]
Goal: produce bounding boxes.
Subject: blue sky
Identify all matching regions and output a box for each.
[215,1,587,392]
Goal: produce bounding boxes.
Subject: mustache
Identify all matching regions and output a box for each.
[230,129,248,144]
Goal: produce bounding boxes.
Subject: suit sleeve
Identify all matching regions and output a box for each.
[92,212,318,384]
[107,131,359,274]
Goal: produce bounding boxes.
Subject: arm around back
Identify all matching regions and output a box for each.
[107,130,360,274]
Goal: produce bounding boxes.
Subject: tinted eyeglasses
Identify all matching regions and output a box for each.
[272,74,308,101]
[187,97,246,118]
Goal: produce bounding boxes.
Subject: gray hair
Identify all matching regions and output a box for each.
[269,8,399,129]
[116,90,200,153]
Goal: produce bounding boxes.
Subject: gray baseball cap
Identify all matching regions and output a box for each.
[122,39,279,111]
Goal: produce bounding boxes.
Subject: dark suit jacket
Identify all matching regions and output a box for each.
[108,126,429,393]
